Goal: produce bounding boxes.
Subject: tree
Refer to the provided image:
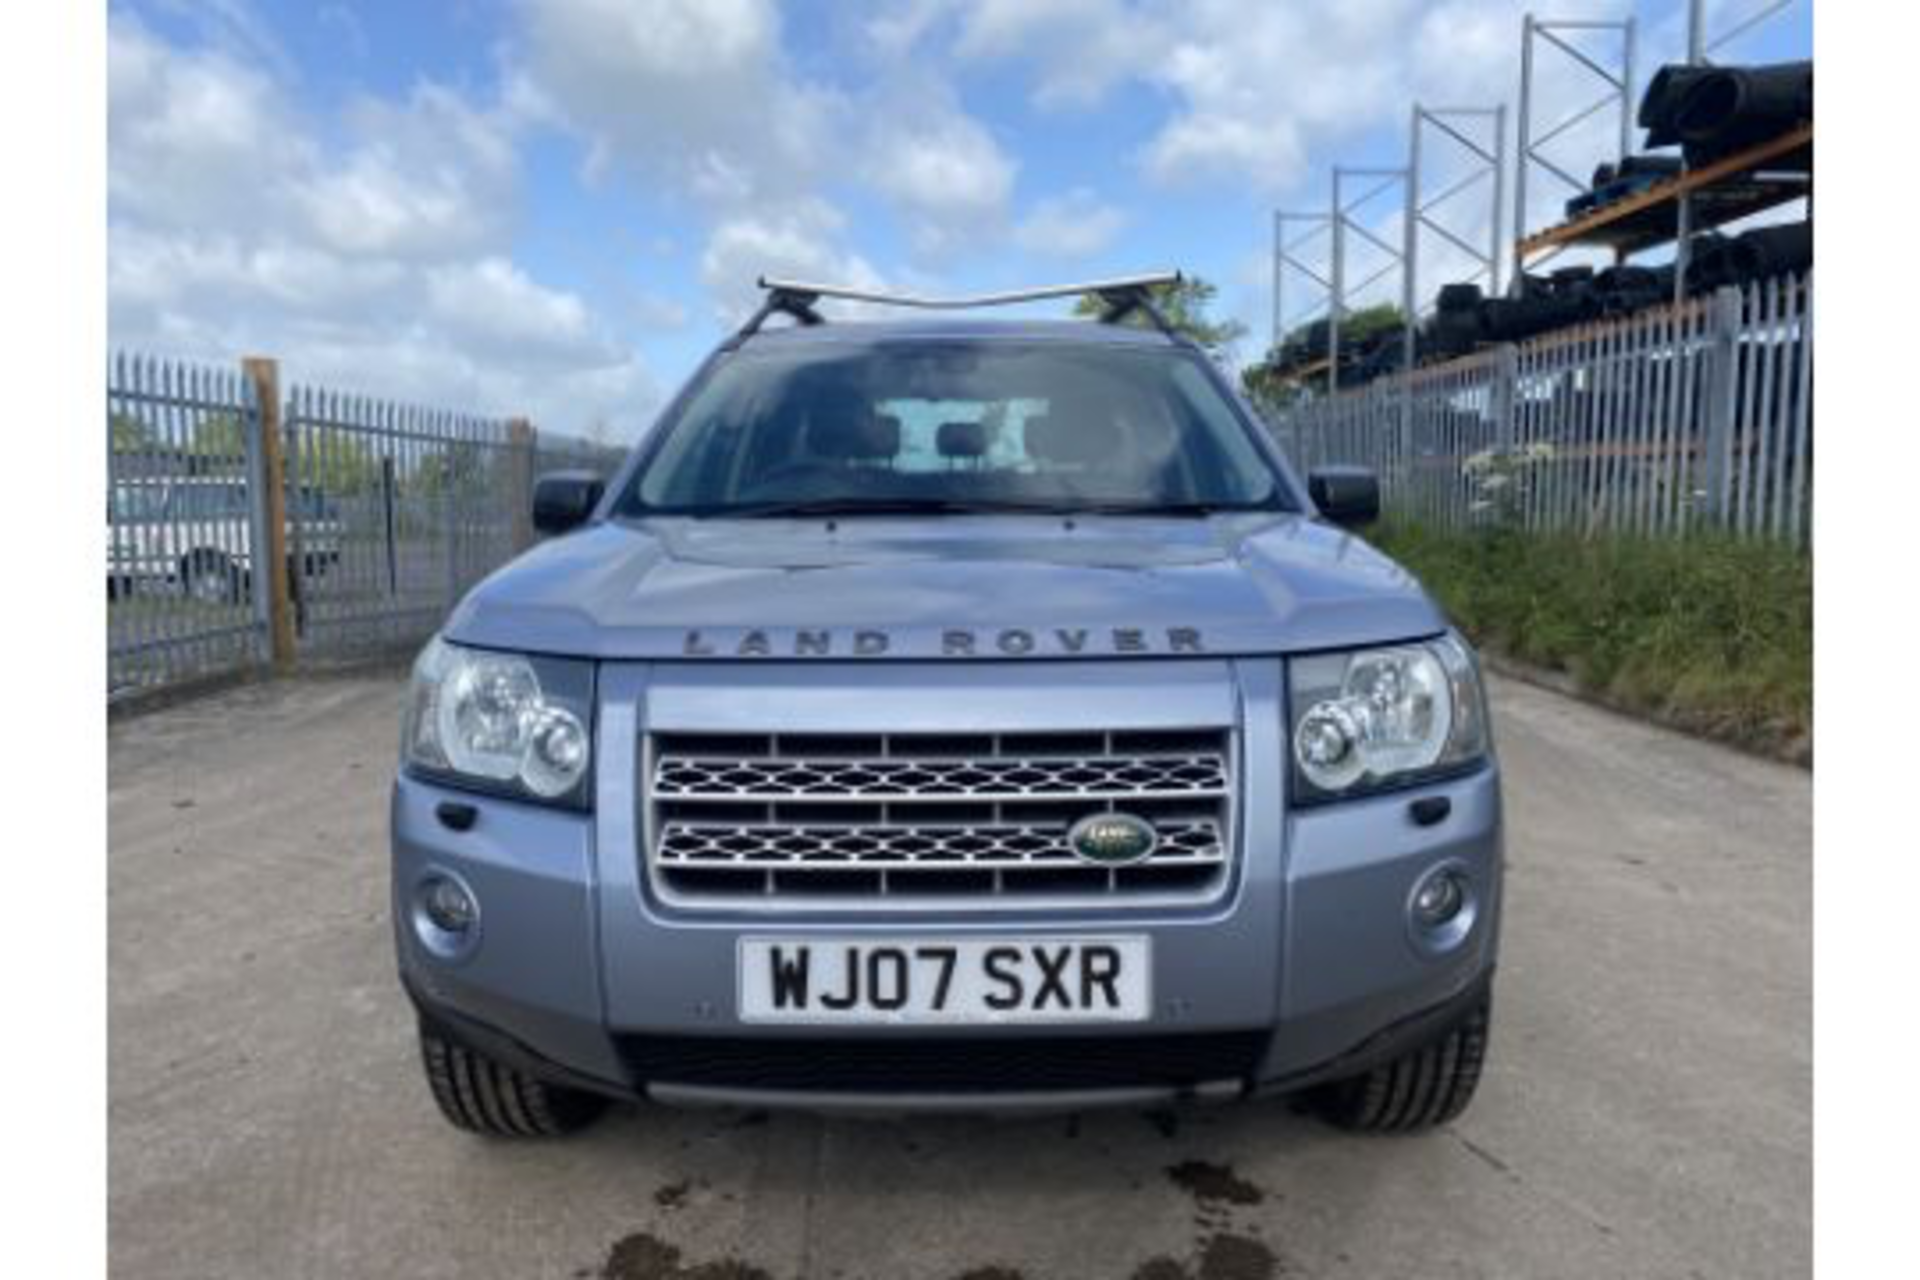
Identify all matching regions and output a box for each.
[1072,276,1247,362]
[302,430,380,496]
[190,411,247,462]
[1242,303,1410,409]
[111,412,157,454]
[190,409,382,494]
[1334,302,1406,348]
[1270,302,1405,358]
[1240,361,1297,412]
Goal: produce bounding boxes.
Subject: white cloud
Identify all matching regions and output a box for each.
[108,16,660,440]
[950,0,1160,109]
[1013,188,1127,259]
[916,0,1539,197]
[900,0,1683,354]
[508,0,1022,296]
[861,88,1018,256]
[299,86,518,260]
[510,0,918,327]
[145,0,297,78]
[510,0,834,206]
[1141,0,1527,193]
[863,0,961,61]
[108,19,303,229]
[424,258,603,364]
[698,201,887,323]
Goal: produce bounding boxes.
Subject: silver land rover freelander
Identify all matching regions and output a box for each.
[392,273,1502,1137]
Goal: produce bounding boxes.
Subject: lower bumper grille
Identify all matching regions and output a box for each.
[619,1032,1270,1094]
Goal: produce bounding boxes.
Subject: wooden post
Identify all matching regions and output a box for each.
[242,357,296,673]
[507,417,536,553]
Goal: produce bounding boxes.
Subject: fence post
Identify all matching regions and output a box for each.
[444,424,461,609]
[508,418,536,553]
[242,357,296,673]
[1701,285,1743,525]
[1492,343,1519,449]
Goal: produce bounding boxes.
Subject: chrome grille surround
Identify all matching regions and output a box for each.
[645,729,1236,909]
[654,753,1228,799]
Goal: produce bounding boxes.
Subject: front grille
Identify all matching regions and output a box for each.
[646,728,1235,907]
[620,1031,1269,1094]
[655,752,1228,798]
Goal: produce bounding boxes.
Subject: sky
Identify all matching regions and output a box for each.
[107,0,1811,442]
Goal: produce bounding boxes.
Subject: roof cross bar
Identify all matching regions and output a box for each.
[730,271,1188,344]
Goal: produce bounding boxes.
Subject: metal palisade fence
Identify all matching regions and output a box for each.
[1275,272,1812,546]
[107,355,269,696]
[285,388,522,656]
[108,354,627,704]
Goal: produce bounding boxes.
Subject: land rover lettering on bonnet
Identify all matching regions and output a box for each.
[392,273,1502,1136]
[681,626,1208,657]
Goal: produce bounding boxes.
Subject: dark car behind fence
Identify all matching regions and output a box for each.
[107,353,626,704]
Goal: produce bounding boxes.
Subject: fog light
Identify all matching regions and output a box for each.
[1407,864,1476,956]
[421,875,476,934]
[1412,870,1466,927]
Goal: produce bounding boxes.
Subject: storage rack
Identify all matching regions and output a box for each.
[1262,0,1805,396]
[1511,0,1809,307]
[1514,122,1811,267]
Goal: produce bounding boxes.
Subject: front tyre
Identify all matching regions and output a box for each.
[1310,1000,1489,1133]
[417,1021,607,1138]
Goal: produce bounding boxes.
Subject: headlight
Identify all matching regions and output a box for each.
[403,637,594,807]
[1288,632,1489,802]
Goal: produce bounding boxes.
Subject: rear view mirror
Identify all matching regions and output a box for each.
[1307,466,1380,530]
[532,471,605,536]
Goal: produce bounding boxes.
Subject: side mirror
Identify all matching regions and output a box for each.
[1307,465,1380,529]
[532,471,605,536]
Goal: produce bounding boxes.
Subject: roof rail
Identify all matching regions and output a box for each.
[727,271,1188,344]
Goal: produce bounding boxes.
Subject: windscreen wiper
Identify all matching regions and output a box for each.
[706,496,1285,519]
[1065,500,1276,517]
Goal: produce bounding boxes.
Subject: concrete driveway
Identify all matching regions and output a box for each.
[109,670,1810,1280]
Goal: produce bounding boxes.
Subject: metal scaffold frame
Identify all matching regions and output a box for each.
[1270,210,1333,377]
[1329,166,1409,393]
[1270,2,1805,401]
[1512,14,1636,285]
[1403,104,1507,376]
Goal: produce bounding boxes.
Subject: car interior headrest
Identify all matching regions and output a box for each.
[1023,397,1124,467]
[936,421,988,460]
[805,391,899,460]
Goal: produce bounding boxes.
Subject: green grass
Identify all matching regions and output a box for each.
[1369,520,1812,760]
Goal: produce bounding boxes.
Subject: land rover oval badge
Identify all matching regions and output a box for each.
[1068,813,1159,866]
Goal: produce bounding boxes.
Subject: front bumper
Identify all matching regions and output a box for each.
[392,704,1503,1111]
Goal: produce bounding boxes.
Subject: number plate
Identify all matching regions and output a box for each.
[737,937,1151,1025]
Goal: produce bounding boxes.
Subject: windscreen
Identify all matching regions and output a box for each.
[619,341,1290,516]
